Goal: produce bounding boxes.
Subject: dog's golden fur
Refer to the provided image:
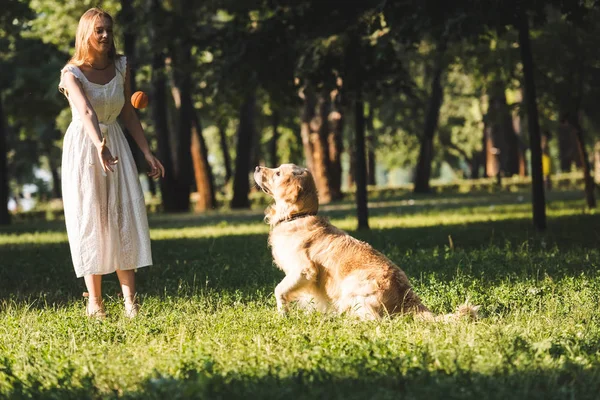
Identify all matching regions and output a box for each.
[254,164,479,321]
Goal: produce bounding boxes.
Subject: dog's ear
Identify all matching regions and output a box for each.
[283,180,303,203]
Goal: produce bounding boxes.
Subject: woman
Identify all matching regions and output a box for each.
[59,8,164,318]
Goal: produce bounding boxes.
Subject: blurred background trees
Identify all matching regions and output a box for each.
[1,0,599,229]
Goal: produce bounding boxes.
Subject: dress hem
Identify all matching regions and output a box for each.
[75,263,152,278]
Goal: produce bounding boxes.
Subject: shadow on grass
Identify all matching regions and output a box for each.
[2,359,599,400]
[0,189,586,235]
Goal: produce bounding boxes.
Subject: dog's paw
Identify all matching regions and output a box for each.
[277,309,288,317]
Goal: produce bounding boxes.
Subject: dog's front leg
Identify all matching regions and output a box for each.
[274,270,313,315]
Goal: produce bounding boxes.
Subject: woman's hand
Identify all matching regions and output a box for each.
[144,152,165,179]
[96,138,119,173]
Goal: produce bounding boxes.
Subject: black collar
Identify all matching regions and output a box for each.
[272,212,317,228]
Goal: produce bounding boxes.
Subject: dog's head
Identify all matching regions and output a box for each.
[253,164,319,225]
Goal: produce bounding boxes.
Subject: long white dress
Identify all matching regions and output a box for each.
[59,56,152,278]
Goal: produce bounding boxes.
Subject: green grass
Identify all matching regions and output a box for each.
[1,189,600,399]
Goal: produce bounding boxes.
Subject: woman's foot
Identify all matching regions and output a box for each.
[85,294,106,319]
[124,296,139,318]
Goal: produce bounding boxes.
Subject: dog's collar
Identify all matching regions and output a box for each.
[272,212,317,228]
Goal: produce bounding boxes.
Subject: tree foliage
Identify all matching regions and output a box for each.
[2,0,600,225]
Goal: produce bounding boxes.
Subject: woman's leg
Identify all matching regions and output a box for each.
[84,274,105,316]
[116,269,138,317]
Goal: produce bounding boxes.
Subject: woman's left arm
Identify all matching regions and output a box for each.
[120,62,165,179]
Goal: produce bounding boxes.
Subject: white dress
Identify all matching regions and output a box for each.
[59,56,152,278]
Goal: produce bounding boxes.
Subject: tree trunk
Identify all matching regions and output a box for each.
[150,52,179,211]
[414,39,446,194]
[48,150,61,199]
[366,105,376,186]
[0,95,10,225]
[354,89,369,230]
[300,85,335,203]
[231,91,256,209]
[168,45,196,212]
[594,141,600,184]
[328,92,344,200]
[190,111,215,211]
[300,86,316,172]
[269,110,279,167]
[483,120,499,178]
[312,90,332,203]
[149,0,177,211]
[511,88,527,177]
[485,81,520,178]
[566,115,596,208]
[557,112,581,172]
[170,39,216,212]
[147,176,156,197]
[119,0,144,175]
[347,138,356,189]
[470,153,481,179]
[517,10,546,230]
[218,120,232,184]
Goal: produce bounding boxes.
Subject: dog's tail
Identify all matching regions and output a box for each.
[415,302,480,323]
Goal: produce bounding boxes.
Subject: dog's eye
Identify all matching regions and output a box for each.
[275,171,281,177]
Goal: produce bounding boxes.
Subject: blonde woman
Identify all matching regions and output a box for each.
[58,8,164,318]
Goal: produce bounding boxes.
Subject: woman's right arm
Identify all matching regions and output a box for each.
[61,72,118,173]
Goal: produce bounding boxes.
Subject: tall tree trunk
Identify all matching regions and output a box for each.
[48,148,61,199]
[557,119,579,171]
[169,45,195,212]
[517,10,546,230]
[149,0,176,211]
[191,111,216,211]
[300,86,316,172]
[300,85,334,203]
[565,114,596,208]
[119,0,144,176]
[366,105,376,185]
[311,90,332,203]
[328,92,344,200]
[354,88,369,230]
[291,125,304,166]
[512,89,527,177]
[170,42,216,212]
[269,110,279,167]
[0,95,10,225]
[483,120,500,178]
[414,39,446,194]
[485,81,520,178]
[594,141,600,184]
[347,129,356,189]
[471,153,481,179]
[218,120,232,184]
[231,91,256,209]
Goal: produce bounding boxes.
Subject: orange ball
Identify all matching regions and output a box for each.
[131,91,148,109]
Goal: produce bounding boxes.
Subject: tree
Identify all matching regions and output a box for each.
[0,97,9,225]
[231,91,257,209]
[147,0,178,211]
[413,36,447,193]
[517,7,546,229]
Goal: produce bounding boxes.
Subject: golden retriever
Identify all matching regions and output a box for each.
[254,163,479,321]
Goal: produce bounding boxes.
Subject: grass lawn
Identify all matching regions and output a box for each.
[1,189,599,399]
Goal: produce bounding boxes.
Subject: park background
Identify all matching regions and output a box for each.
[1,1,600,398]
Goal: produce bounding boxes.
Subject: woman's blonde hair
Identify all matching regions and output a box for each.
[68,8,117,66]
